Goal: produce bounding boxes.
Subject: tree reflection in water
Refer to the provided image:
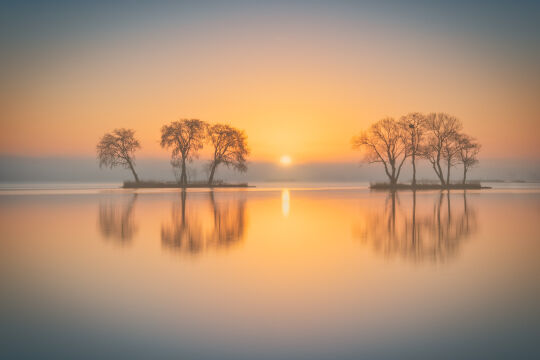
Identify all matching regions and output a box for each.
[161,190,247,255]
[98,194,138,245]
[205,191,247,249]
[354,191,477,263]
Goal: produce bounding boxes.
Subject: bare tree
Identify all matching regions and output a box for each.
[421,113,462,186]
[97,128,141,182]
[160,119,207,185]
[206,123,249,185]
[399,112,426,187]
[352,117,409,186]
[441,132,461,185]
[457,134,481,184]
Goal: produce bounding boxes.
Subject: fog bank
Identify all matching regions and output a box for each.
[1,156,539,184]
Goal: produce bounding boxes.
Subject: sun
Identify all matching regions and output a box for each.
[280,155,292,166]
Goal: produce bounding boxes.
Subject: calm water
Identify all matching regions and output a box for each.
[1,184,539,359]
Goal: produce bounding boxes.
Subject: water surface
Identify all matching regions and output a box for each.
[1,184,539,359]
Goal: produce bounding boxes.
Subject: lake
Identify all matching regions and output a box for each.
[1,183,539,359]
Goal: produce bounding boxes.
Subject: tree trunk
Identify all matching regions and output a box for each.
[390,163,397,186]
[127,159,140,183]
[385,165,395,186]
[181,158,187,186]
[389,172,397,186]
[446,160,451,187]
[411,153,416,187]
[462,166,467,185]
[436,151,445,186]
[208,163,217,185]
[436,162,445,185]
[433,163,445,186]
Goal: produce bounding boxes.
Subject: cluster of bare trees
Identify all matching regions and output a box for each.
[97,119,249,185]
[352,113,481,186]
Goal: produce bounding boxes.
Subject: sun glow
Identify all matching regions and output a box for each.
[280,155,292,166]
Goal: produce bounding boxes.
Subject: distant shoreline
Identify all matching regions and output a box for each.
[370,183,491,190]
[122,181,254,189]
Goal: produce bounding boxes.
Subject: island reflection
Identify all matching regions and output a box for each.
[161,190,247,255]
[98,194,138,246]
[354,191,477,263]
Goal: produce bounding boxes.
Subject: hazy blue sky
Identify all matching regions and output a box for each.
[1,0,539,167]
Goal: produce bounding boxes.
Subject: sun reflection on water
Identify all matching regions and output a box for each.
[281,189,290,217]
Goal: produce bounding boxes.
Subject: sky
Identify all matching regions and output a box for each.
[1,0,539,165]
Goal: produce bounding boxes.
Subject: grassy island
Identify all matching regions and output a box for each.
[123,181,253,189]
[370,182,491,190]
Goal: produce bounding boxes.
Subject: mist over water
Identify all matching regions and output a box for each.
[2,156,540,184]
[1,185,539,359]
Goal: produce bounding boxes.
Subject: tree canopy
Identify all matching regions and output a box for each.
[207,123,249,184]
[160,119,207,185]
[96,128,141,182]
[352,117,409,185]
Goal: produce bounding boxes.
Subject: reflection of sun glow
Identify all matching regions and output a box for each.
[280,155,292,166]
[281,189,290,217]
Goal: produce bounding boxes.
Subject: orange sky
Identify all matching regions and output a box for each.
[1,2,539,163]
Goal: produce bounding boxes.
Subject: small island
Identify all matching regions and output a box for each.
[369,182,491,190]
[352,113,487,191]
[97,119,250,188]
[123,181,253,189]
